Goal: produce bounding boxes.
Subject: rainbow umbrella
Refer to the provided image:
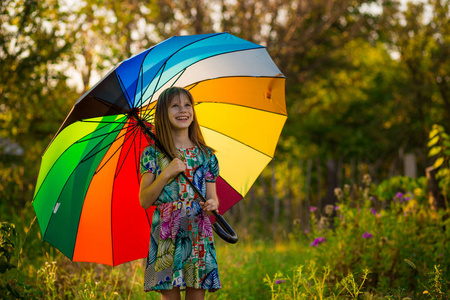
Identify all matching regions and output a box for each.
[33,32,286,266]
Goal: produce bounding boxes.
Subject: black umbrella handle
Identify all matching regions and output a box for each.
[133,112,238,244]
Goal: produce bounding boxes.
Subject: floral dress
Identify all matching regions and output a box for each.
[140,145,221,292]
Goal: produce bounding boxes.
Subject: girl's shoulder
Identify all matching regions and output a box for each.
[142,145,159,159]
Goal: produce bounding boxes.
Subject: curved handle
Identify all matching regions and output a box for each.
[212,211,238,244]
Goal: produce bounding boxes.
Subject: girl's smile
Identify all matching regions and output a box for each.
[168,93,193,131]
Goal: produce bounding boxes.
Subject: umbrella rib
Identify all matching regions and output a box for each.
[195,101,288,117]
[80,122,136,164]
[33,120,121,202]
[76,121,132,145]
[130,122,151,185]
[200,125,275,159]
[92,96,130,115]
[133,32,229,109]
[153,46,268,90]
[111,124,141,178]
[39,120,126,250]
[137,46,267,109]
[138,68,187,122]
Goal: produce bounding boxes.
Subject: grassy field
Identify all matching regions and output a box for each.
[1,175,449,299]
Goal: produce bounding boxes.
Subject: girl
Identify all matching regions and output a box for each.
[139,87,221,300]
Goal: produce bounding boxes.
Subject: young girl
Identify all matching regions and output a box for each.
[139,87,221,299]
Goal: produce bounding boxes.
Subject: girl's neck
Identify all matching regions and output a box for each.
[172,129,194,149]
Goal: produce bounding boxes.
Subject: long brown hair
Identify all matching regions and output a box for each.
[155,87,212,159]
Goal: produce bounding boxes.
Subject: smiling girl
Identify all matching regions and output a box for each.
[139,87,221,300]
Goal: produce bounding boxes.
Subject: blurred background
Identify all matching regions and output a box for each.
[1,0,449,298]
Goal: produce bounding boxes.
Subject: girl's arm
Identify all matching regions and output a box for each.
[200,181,220,214]
[139,158,186,209]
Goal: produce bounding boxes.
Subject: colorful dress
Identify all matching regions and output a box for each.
[140,145,221,292]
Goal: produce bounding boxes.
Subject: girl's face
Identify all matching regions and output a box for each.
[168,92,193,131]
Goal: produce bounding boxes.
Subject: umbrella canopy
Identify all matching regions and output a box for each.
[33,32,286,266]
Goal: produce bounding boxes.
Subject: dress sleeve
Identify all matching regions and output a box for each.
[205,151,219,183]
[140,146,157,176]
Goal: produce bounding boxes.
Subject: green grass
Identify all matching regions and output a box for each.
[1,175,449,299]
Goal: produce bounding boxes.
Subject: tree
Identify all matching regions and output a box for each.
[379,0,450,160]
[0,0,76,205]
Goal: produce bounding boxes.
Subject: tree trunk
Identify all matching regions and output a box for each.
[297,159,304,222]
[304,159,313,232]
[259,174,268,224]
[316,158,323,215]
[284,158,294,227]
[426,166,446,210]
[271,161,280,239]
[325,158,338,208]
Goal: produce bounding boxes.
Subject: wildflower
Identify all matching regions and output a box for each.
[370,208,377,215]
[310,237,326,247]
[324,204,334,215]
[363,174,372,186]
[362,232,373,239]
[310,206,317,212]
[334,206,340,210]
[395,192,404,199]
[275,279,286,284]
[334,187,343,199]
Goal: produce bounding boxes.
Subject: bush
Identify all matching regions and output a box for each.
[267,175,450,299]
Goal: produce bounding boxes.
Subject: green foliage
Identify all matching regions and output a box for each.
[263,175,449,299]
[0,0,77,207]
[374,175,428,204]
[428,124,450,200]
[264,261,370,299]
[0,222,16,274]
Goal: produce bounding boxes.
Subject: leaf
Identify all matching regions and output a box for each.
[147,236,158,266]
[404,258,416,270]
[428,146,442,157]
[155,239,174,272]
[201,269,220,290]
[434,157,445,169]
[427,135,440,147]
[183,261,199,286]
[173,232,191,271]
[429,127,440,139]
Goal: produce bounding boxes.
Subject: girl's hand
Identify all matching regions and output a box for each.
[200,199,219,215]
[163,158,186,179]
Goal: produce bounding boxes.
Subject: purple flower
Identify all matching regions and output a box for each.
[334,206,340,210]
[362,232,373,239]
[275,279,286,284]
[370,208,377,215]
[310,237,326,247]
[310,206,317,212]
[395,192,404,199]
